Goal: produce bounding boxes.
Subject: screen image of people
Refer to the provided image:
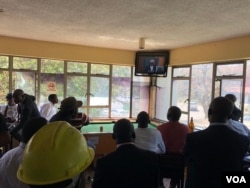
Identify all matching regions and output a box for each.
[142,57,165,74]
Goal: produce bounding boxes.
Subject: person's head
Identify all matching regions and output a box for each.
[17,121,95,188]
[149,59,155,66]
[167,106,181,121]
[22,117,47,144]
[60,97,82,118]
[208,96,234,123]
[113,118,135,144]
[48,94,58,104]
[225,93,237,103]
[136,111,150,128]
[6,93,15,105]
[13,89,25,104]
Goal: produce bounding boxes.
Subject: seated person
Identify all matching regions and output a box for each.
[134,111,165,154]
[225,93,242,121]
[17,121,95,188]
[0,117,47,188]
[1,93,19,127]
[92,118,159,188]
[183,97,249,188]
[50,96,89,126]
[39,94,58,121]
[157,106,189,153]
[50,97,89,126]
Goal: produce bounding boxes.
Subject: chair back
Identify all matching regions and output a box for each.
[158,153,185,188]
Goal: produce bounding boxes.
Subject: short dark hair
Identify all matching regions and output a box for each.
[208,97,234,122]
[48,94,57,102]
[22,117,47,143]
[167,106,181,121]
[6,93,13,100]
[113,118,135,144]
[136,111,149,128]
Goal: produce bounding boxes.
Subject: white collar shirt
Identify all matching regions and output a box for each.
[0,142,28,188]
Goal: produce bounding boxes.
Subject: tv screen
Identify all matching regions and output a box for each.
[135,51,169,77]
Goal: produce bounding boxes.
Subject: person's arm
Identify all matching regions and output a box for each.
[157,131,166,154]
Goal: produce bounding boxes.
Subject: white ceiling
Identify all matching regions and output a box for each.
[0,0,250,51]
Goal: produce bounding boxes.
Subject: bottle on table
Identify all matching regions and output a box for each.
[189,117,194,132]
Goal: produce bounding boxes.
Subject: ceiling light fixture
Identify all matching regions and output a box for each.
[139,37,145,49]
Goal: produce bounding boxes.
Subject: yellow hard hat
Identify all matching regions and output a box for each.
[17,121,94,185]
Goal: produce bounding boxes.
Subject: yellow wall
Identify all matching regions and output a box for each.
[1,35,250,66]
[0,36,135,66]
[171,35,250,65]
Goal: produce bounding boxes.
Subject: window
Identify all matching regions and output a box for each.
[131,71,150,117]
[111,65,132,117]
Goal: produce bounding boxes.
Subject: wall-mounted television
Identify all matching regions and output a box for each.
[134,51,169,77]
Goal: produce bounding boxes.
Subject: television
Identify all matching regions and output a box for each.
[134,51,169,77]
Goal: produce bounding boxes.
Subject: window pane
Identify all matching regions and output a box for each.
[67,62,87,73]
[216,63,243,76]
[173,67,190,77]
[172,80,189,112]
[13,57,37,70]
[113,65,131,77]
[112,66,131,118]
[190,64,213,129]
[0,56,9,68]
[131,76,150,117]
[91,64,110,75]
[155,67,172,120]
[89,107,110,118]
[41,59,64,73]
[90,77,109,106]
[12,72,36,95]
[0,71,9,105]
[39,73,64,109]
[67,76,87,106]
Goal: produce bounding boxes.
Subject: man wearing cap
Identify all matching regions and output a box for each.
[92,118,159,188]
[1,93,19,127]
[50,96,82,123]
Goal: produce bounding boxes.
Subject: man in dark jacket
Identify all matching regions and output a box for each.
[183,97,249,188]
[225,93,242,121]
[92,118,159,188]
[10,89,40,141]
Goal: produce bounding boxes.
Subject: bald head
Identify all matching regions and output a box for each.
[113,118,135,144]
[208,97,234,123]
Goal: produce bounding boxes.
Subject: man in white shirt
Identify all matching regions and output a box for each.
[134,111,166,154]
[39,94,58,121]
[1,93,18,127]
